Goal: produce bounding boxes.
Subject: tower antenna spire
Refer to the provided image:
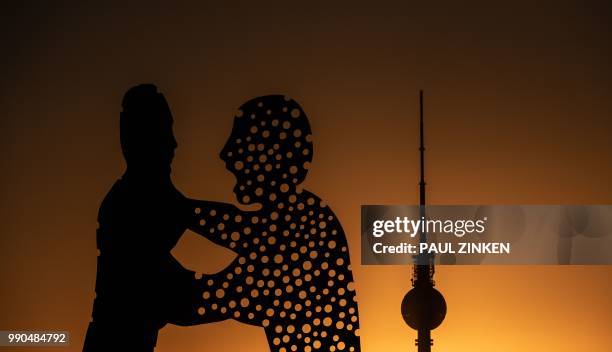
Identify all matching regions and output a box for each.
[419,90,426,208]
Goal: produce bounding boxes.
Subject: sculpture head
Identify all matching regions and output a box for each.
[120,84,177,175]
[220,95,313,205]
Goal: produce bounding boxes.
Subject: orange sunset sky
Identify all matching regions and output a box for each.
[1,1,611,351]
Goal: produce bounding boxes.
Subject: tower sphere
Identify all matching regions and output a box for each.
[401,285,447,330]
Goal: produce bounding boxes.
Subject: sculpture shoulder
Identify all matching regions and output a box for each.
[97,179,187,222]
[301,189,349,243]
[302,190,342,224]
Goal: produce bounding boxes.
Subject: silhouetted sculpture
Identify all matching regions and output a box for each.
[185,95,361,352]
[83,85,203,351]
[84,89,361,352]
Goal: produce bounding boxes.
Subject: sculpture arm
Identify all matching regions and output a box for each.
[184,198,252,252]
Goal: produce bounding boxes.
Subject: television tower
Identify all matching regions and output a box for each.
[400,90,447,352]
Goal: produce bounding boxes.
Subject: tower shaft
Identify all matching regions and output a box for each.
[417,329,432,352]
[401,91,446,351]
[414,90,434,352]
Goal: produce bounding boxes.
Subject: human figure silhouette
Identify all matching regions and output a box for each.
[185,95,361,352]
[83,84,210,351]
